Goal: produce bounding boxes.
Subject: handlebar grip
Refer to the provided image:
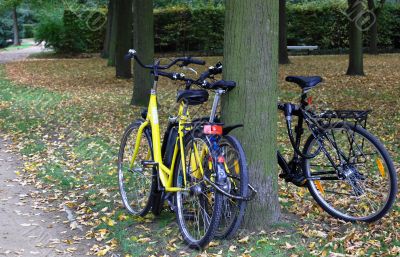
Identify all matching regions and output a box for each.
[125,49,137,61]
[180,57,206,67]
[188,57,206,65]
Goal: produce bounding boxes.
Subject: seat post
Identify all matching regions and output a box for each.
[210,90,224,123]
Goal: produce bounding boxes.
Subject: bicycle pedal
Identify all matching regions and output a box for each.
[141,161,158,167]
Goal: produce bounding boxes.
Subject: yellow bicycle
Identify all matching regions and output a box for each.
[118,49,249,248]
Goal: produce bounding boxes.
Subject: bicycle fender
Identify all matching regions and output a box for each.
[223,124,243,135]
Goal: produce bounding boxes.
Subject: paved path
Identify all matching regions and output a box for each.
[0,43,48,64]
[0,139,92,257]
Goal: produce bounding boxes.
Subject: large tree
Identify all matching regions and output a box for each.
[346,0,365,76]
[115,0,133,78]
[279,0,289,64]
[130,0,154,106]
[367,0,386,54]
[222,0,280,228]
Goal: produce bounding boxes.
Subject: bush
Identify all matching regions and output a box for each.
[35,8,106,53]
[154,5,224,53]
[22,24,35,38]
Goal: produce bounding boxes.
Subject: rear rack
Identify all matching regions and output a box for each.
[316,109,371,129]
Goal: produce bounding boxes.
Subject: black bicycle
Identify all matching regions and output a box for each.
[278,75,397,222]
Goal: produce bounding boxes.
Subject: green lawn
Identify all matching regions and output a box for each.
[0,54,399,256]
[0,41,34,52]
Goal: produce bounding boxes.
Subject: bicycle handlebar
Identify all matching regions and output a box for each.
[125,49,205,70]
[199,62,223,81]
[126,49,231,91]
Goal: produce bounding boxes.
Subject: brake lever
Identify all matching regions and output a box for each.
[182,66,198,75]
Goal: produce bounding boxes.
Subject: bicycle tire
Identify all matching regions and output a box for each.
[215,135,248,239]
[173,134,223,249]
[118,120,157,216]
[303,122,397,222]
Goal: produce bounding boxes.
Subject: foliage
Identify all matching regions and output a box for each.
[2,54,400,256]
[154,0,224,8]
[34,8,106,53]
[0,5,33,47]
[155,5,225,53]
[154,3,400,53]
[0,12,14,47]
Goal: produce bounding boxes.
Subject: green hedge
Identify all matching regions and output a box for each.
[154,3,400,53]
[35,9,106,53]
[154,6,224,53]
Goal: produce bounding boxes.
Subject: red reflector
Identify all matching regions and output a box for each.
[203,125,223,135]
[217,156,225,163]
[307,96,313,105]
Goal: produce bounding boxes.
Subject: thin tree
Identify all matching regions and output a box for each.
[279,0,289,64]
[222,0,280,228]
[101,0,113,59]
[367,0,386,54]
[346,0,365,76]
[108,0,117,67]
[0,0,22,46]
[115,0,133,78]
[131,0,154,106]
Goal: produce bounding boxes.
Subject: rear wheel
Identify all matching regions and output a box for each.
[215,135,248,239]
[173,134,223,249]
[303,122,397,222]
[118,120,156,216]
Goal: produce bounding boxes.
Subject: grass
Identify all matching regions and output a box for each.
[0,53,399,256]
[0,42,34,52]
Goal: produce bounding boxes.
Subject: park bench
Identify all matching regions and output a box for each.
[287,45,318,55]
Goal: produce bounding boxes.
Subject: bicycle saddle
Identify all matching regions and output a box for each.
[286,76,322,91]
[176,89,209,106]
[207,80,236,91]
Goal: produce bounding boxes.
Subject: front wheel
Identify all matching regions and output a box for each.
[303,122,397,222]
[118,120,156,216]
[215,135,248,239]
[173,134,223,249]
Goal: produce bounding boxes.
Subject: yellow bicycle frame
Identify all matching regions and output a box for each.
[130,90,205,192]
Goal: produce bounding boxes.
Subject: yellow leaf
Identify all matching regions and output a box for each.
[208,241,219,247]
[238,236,249,244]
[229,245,237,252]
[137,237,151,243]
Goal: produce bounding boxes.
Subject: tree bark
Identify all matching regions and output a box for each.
[107,0,117,67]
[222,0,280,229]
[368,15,378,54]
[101,0,113,59]
[12,5,20,46]
[279,0,290,64]
[115,0,133,78]
[346,0,364,76]
[130,0,154,106]
[368,0,385,55]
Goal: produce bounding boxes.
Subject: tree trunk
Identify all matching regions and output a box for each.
[115,0,133,78]
[368,16,378,54]
[130,0,154,106]
[101,0,113,58]
[279,0,290,64]
[222,0,280,229]
[12,6,20,46]
[108,0,118,67]
[346,0,364,76]
[368,0,379,55]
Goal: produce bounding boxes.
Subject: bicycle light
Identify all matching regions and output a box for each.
[203,124,223,135]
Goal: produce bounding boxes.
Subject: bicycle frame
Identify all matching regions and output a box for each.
[278,92,363,183]
[129,89,204,192]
